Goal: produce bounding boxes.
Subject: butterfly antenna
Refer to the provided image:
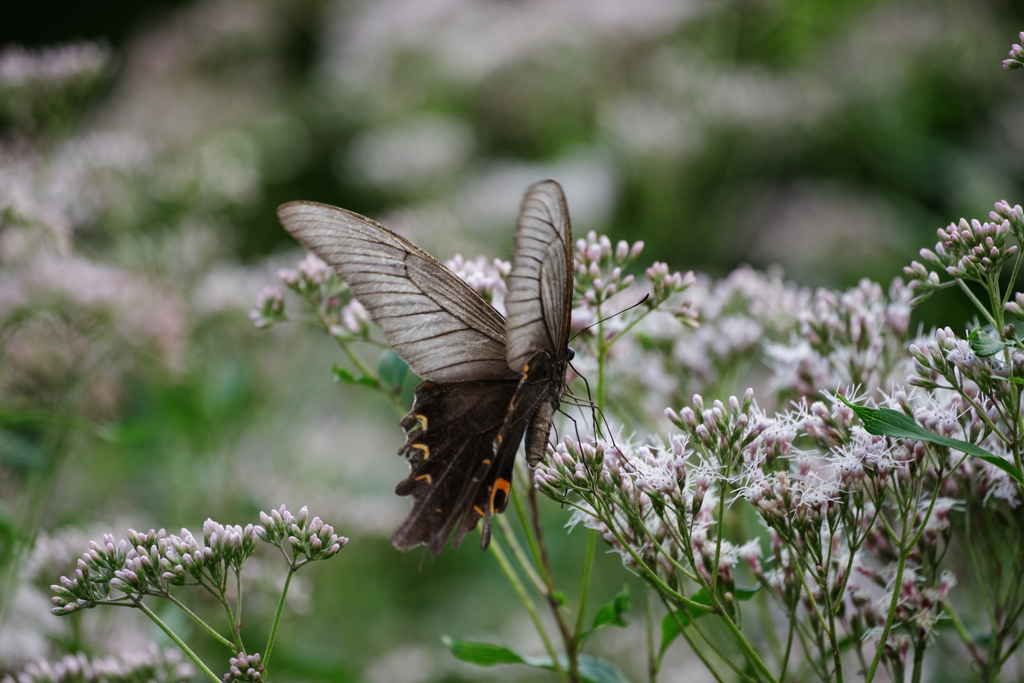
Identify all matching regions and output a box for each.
[569,293,650,345]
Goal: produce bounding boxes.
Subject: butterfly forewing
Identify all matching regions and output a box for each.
[502,181,574,466]
[277,201,517,383]
[504,180,574,374]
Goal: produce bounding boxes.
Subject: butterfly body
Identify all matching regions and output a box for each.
[278,180,573,554]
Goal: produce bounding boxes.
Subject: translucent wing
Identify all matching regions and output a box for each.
[278,201,517,383]
[504,180,574,373]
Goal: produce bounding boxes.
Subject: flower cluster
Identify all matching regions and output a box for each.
[538,390,767,590]
[222,653,263,683]
[642,266,805,400]
[50,507,343,616]
[0,648,192,683]
[444,254,510,310]
[257,505,348,563]
[536,434,712,578]
[49,522,259,614]
[255,253,370,342]
[766,278,912,399]
[0,42,113,135]
[1004,32,1024,70]
[0,42,112,90]
[904,200,1024,303]
[248,286,285,329]
[573,230,643,310]
[539,365,998,682]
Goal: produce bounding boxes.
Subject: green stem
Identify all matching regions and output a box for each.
[527,484,580,681]
[712,596,778,683]
[233,569,244,649]
[596,310,606,428]
[944,603,987,668]
[495,513,546,595]
[998,609,1024,667]
[136,600,221,683]
[573,529,597,640]
[1002,249,1024,307]
[910,639,926,683]
[956,279,1000,330]
[509,482,547,589]
[488,538,568,683]
[987,272,1005,333]
[779,615,796,682]
[334,338,405,416]
[623,498,773,682]
[217,589,242,653]
[863,521,911,682]
[164,593,236,650]
[647,587,658,683]
[710,489,727,594]
[262,566,296,672]
[587,497,703,608]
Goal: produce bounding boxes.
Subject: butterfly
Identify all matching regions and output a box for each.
[277,180,574,554]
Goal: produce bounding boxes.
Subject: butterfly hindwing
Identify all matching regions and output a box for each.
[392,379,526,554]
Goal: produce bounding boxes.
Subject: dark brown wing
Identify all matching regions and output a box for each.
[392,380,527,554]
[504,180,574,374]
[278,201,518,383]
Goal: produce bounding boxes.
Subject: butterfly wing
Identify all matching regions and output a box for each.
[278,201,518,383]
[501,180,574,465]
[391,379,526,554]
[504,180,574,374]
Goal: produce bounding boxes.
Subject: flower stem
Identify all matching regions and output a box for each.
[136,600,221,683]
[488,538,568,683]
[262,566,296,672]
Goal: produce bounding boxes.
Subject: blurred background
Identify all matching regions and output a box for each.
[1,0,1023,681]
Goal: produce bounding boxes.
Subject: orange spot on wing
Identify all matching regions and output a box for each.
[474,506,486,516]
[489,477,512,514]
[412,444,430,459]
[415,474,433,484]
[413,414,428,430]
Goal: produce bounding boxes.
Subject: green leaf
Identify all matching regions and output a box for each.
[1008,377,1024,386]
[378,350,409,391]
[659,590,711,656]
[551,589,568,607]
[332,365,379,389]
[572,655,632,683]
[580,586,629,644]
[838,397,1024,486]
[443,638,632,683]
[734,586,761,601]
[443,637,526,666]
[969,329,1007,357]
[659,586,760,656]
